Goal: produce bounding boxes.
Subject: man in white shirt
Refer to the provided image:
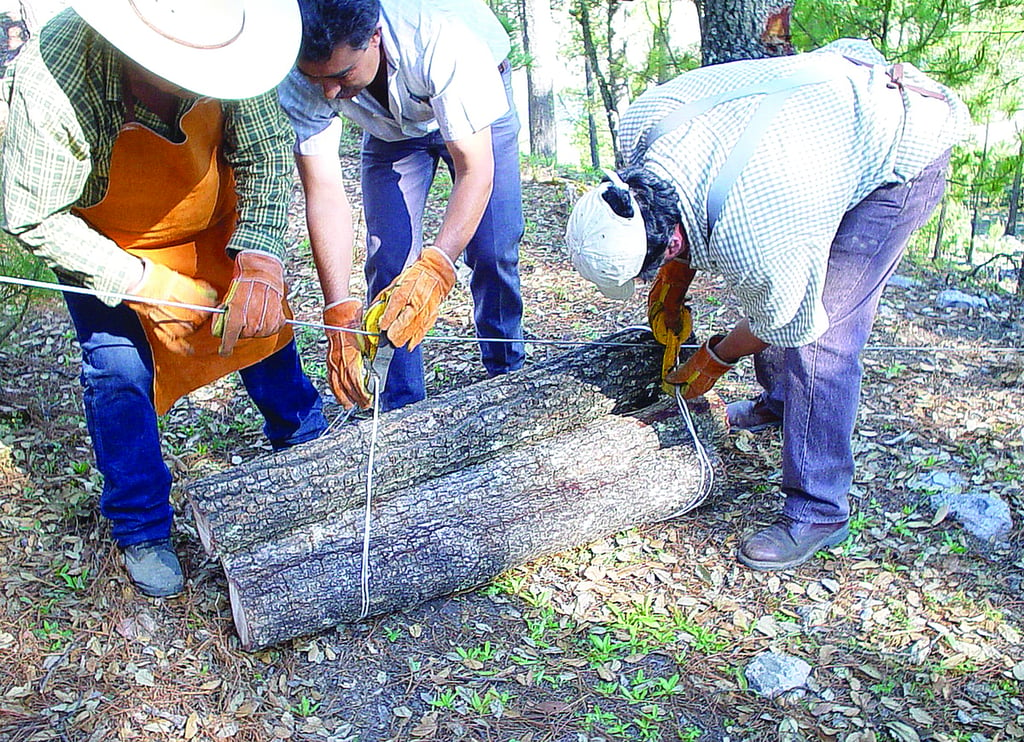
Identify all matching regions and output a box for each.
[566,40,970,572]
[278,0,525,411]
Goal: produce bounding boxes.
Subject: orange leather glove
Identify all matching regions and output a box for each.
[375,247,457,351]
[648,260,696,391]
[647,260,696,341]
[324,298,372,410]
[665,334,735,400]
[212,250,287,357]
[125,260,218,356]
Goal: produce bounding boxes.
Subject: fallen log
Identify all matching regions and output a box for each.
[185,329,722,650]
[186,328,664,555]
[220,399,716,650]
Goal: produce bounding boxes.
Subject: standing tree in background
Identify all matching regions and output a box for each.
[695,0,794,65]
[570,0,631,164]
[519,0,558,160]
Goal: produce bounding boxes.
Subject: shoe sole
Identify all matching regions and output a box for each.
[736,524,850,572]
[730,419,782,433]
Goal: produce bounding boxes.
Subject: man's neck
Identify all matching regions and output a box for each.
[123,62,183,128]
[366,44,389,109]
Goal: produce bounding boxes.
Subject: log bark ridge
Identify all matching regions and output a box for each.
[184,328,722,650]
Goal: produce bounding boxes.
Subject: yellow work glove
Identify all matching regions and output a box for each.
[125,260,218,356]
[323,298,372,410]
[375,247,457,351]
[647,259,696,341]
[647,260,696,391]
[212,250,287,357]
[665,334,735,400]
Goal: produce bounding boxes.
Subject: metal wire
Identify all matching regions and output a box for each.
[358,371,383,621]
[2,272,1023,354]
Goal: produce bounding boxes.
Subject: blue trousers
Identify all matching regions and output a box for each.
[64,293,326,547]
[749,151,950,524]
[360,64,525,411]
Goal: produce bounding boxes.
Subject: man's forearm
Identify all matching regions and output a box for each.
[434,128,494,262]
[297,153,358,305]
[307,192,356,305]
[712,319,769,363]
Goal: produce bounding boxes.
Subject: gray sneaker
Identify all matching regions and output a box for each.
[122,539,184,598]
[726,399,782,432]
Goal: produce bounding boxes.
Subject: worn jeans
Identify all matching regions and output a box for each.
[747,151,950,524]
[361,63,525,411]
[64,293,326,547]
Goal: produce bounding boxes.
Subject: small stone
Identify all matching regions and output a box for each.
[936,289,988,310]
[745,651,812,699]
[929,491,1013,542]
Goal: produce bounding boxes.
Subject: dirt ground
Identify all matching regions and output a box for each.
[1,152,1022,742]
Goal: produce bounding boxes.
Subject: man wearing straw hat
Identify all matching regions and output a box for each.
[565,39,969,572]
[1,0,327,597]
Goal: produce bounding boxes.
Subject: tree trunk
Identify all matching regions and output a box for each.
[969,122,991,264]
[1005,137,1022,237]
[521,0,558,160]
[185,330,723,651]
[571,0,624,162]
[584,58,601,169]
[187,328,665,556]
[932,197,947,262]
[697,0,794,66]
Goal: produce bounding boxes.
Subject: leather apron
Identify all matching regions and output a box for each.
[74,98,294,414]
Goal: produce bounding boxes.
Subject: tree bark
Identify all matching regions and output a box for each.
[697,0,794,66]
[1005,137,1022,237]
[187,328,663,555]
[521,0,558,160]
[185,329,723,651]
[220,398,718,650]
[571,0,625,162]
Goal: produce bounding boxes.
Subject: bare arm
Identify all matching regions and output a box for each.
[296,152,356,305]
[434,127,494,262]
[713,318,770,363]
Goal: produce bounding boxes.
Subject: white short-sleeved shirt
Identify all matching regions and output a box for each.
[618,39,971,347]
[278,0,511,154]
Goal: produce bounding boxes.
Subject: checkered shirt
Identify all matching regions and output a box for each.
[0,9,296,304]
[618,39,971,346]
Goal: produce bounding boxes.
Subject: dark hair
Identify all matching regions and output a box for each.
[298,0,381,63]
[604,166,680,279]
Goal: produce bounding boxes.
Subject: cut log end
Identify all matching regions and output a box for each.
[228,577,251,650]
[194,507,215,556]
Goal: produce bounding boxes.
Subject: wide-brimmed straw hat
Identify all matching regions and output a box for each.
[565,170,648,300]
[71,0,301,100]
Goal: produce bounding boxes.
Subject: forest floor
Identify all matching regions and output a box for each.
[1,147,1023,742]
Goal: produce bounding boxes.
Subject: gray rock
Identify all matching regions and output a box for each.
[936,289,988,310]
[910,470,966,494]
[745,651,812,699]
[930,490,1013,542]
[887,274,922,289]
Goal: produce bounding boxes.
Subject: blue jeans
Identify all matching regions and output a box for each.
[747,152,950,524]
[360,63,525,411]
[64,293,326,547]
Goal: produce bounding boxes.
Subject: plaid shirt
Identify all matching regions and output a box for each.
[619,39,971,347]
[0,9,296,304]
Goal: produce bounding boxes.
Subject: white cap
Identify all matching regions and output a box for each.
[564,170,647,300]
[71,0,301,100]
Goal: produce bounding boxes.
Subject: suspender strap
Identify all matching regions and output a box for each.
[641,66,836,153]
[844,56,948,101]
[639,66,836,232]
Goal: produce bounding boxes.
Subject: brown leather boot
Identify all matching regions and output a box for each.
[737,517,849,571]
